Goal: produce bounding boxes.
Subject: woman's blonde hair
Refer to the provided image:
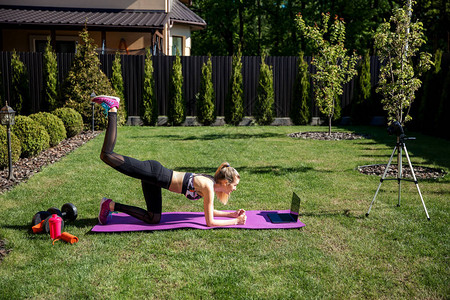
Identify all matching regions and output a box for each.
[214,162,240,205]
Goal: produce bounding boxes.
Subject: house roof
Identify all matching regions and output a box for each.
[170,0,206,29]
[0,0,205,31]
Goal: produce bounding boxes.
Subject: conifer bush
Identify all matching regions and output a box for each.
[52,107,83,138]
[196,56,216,125]
[12,116,49,158]
[60,28,126,130]
[0,125,21,169]
[141,48,158,126]
[10,50,30,115]
[42,37,58,112]
[30,112,66,147]
[225,49,244,125]
[254,55,275,125]
[168,56,185,126]
[290,52,311,125]
[111,52,127,120]
[351,52,372,124]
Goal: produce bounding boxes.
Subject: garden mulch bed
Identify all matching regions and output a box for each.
[288,131,370,140]
[357,164,447,180]
[0,131,100,195]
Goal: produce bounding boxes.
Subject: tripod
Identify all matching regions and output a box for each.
[366,135,430,220]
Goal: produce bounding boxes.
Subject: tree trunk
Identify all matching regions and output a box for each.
[328,116,332,135]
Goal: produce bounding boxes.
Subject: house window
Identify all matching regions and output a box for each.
[31,35,78,53]
[172,36,183,56]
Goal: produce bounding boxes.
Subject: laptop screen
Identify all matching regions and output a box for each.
[289,192,301,219]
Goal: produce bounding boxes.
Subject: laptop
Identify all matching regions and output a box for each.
[267,192,301,223]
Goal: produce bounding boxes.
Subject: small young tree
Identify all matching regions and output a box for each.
[141,48,158,126]
[254,54,275,125]
[225,48,244,125]
[168,55,185,126]
[60,27,125,129]
[10,50,30,115]
[290,52,311,125]
[196,56,216,125]
[351,52,372,124]
[42,37,58,112]
[297,12,359,134]
[374,1,432,126]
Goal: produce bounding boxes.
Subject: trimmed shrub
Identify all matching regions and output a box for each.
[290,52,311,125]
[0,125,21,169]
[30,112,67,147]
[141,48,158,126]
[111,51,127,121]
[168,55,185,126]
[225,49,244,125]
[196,56,216,125]
[52,107,83,138]
[255,55,275,125]
[60,28,126,130]
[12,116,49,158]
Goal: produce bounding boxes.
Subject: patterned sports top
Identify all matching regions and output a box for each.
[182,173,214,200]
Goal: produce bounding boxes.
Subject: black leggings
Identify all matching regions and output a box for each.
[100,112,173,224]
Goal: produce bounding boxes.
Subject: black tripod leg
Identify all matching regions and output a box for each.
[403,145,431,221]
[366,146,397,217]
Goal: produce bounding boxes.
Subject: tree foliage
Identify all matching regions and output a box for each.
[254,54,275,125]
[290,52,311,125]
[196,56,216,125]
[60,28,125,129]
[297,12,358,134]
[168,56,185,126]
[141,48,158,126]
[111,52,125,104]
[351,52,372,124]
[191,0,448,56]
[10,50,30,115]
[42,37,58,112]
[374,1,433,125]
[225,49,244,125]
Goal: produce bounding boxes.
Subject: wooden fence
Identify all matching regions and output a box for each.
[0,52,382,118]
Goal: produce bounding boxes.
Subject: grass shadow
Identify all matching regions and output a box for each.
[155,132,282,141]
[175,165,318,176]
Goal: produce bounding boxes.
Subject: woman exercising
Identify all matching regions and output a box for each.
[92,95,246,227]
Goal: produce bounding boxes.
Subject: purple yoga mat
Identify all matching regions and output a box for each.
[91,210,305,232]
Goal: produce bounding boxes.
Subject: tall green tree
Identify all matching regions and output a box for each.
[141,48,158,126]
[254,54,275,125]
[297,12,359,134]
[196,56,216,125]
[374,1,433,126]
[225,49,244,125]
[290,52,310,125]
[42,37,58,112]
[10,50,30,115]
[60,28,125,129]
[168,56,185,126]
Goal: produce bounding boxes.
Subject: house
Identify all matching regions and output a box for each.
[0,0,206,55]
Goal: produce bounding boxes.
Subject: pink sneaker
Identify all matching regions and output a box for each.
[91,95,120,114]
[98,197,112,225]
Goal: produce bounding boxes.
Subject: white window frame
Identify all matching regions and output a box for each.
[29,35,79,52]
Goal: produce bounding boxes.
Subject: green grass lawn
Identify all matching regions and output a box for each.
[0,125,448,299]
